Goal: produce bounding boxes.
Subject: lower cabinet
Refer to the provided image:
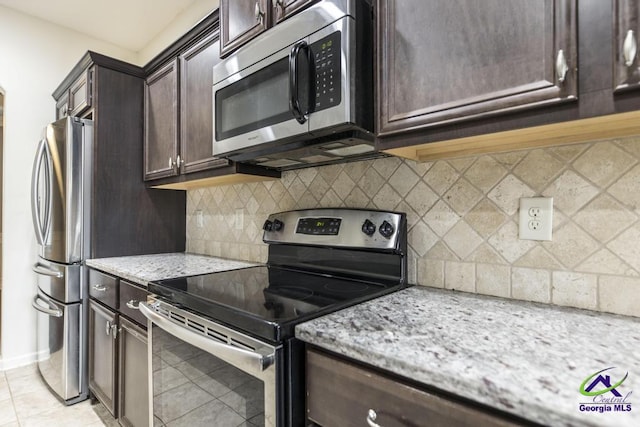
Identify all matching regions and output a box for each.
[306,347,522,427]
[89,300,118,415]
[88,269,149,427]
[118,318,148,427]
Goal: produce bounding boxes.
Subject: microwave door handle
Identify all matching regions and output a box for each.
[289,40,312,124]
[31,138,47,245]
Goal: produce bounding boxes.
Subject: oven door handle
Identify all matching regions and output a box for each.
[139,302,275,377]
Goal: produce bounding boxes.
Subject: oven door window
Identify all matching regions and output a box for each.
[151,326,266,426]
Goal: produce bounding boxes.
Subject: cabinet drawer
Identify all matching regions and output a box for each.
[306,349,520,427]
[89,269,118,310]
[119,280,148,327]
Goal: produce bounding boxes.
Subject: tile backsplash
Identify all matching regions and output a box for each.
[186,136,640,317]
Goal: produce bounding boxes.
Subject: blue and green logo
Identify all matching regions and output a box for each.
[578,367,633,414]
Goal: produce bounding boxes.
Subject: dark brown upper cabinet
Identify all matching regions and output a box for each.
[144,59,179,181]
[56,66,93,119]
[377,0,577,137]
[220,0,271,57]
[180,33,229,174]
[614,0,640,92]
[273,0,315,23]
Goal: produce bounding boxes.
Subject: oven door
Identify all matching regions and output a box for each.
[140,300,281,427]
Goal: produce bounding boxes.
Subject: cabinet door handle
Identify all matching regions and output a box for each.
[112,326,119,340]
[168,156,174,169]
[624,29,637,67]
[255,2,264,23]
[92,284,107,292]
[176,155,184,168]
[367,409,382,427]
[555,49,569,83]
[105,320,112,336]
[126,299,140,310]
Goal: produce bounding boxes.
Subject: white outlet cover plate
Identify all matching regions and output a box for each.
[519,197,553,241]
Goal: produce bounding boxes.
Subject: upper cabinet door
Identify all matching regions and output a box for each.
[68,67,93,117]
[377,0,577,136]
[273,0,315,23]
[144,59,179,181]
[614,0,640,92]
[220,0,270,57]
[180,33,230,174]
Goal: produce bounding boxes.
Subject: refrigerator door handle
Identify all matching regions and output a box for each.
[32,294,63,317]
[32,263,63,278]
[31,138,50,245]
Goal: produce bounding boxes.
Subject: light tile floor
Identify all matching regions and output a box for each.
[0,363,112,427]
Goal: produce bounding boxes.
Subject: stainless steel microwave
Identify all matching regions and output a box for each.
[212,0,376,170]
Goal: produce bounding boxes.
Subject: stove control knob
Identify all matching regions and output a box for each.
[263,220,273,231]
[379,220,395,239]
[361,219,376,236]
[273,219,284,232]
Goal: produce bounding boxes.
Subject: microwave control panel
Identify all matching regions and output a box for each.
[312,31,342,112]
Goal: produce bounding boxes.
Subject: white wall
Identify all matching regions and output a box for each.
[0,5,136,369]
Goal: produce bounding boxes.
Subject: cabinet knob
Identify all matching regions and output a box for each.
[169,157,174,169]
[623,29,637,67]
[126,299,140,310]
[255,2,265,23]
[555,49,569,83]
[105,320,112,336]
[177,155,184,168]
[367,409,382,427]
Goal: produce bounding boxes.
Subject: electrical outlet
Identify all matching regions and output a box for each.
[196,210,203,228]
[519,197,553,241]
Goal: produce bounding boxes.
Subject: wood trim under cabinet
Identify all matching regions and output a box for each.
[384,110,640,162]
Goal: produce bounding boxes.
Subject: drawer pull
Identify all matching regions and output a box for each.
[126,299,140,310]
[624,29,637,67]
[367,409,382,427]
[92,284,107,292]
[555,49,569,83]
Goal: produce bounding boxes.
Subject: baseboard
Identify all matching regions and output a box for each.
[0,349,47,371]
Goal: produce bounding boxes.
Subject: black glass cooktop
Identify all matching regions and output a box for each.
[149,265,405,343]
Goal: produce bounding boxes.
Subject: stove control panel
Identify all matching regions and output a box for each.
[263,208,406,251]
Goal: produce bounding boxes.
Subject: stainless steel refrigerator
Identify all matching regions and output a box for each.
[31,116,92,405]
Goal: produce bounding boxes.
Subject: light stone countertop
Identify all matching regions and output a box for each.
[86,253,259,287]
[295,286,640,427]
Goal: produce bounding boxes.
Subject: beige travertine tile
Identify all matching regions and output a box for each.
[343,187,369,208]
[513,246,563,270]
[511,268,550,303]
[407,159,432,176]
[573,194,638,243]
[373,184,401,209]
[552,272,597,310]
[396,200,420,229]
[357,167,385,197]
[423,161,459,195]
[307,174,330,202]
[576,248,638,276]
[297,167,318,187]
[549,143,589,161]
[465,199,508,238]
[404,181,439,216]
[599,276,640,317]
[607,224,640,273]
[467,243,508,265]
[425,241,459,261]
[491,151,527,169]
[445,261,475,292]
[442,178,482,215]
[408,221,439,257]
[443,221,482,260]
[319,189,343,208]
[476,264,511,298]
[615,135,640,157]
[423,200,459,237]
[344,160,371,183]
[464,155,507,194]
[488,221,536,264]
[513,149,564,192]
[448,157,475,172]
[488,174,535,215]
[607,164,640,210]
[388,163,420,197]
[573,141,637,188]
[545,222,600,269]
[543,170,598,215]
[417,259,444,288]
[317,163,344,185]
[372,156,402,178]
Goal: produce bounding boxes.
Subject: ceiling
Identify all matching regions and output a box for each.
[0,0,206,51]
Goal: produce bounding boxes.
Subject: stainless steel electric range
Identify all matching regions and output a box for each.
[140,208,407,427]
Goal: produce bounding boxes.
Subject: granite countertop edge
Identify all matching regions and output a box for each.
[295,286,640,427]
[86,252,260,287]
